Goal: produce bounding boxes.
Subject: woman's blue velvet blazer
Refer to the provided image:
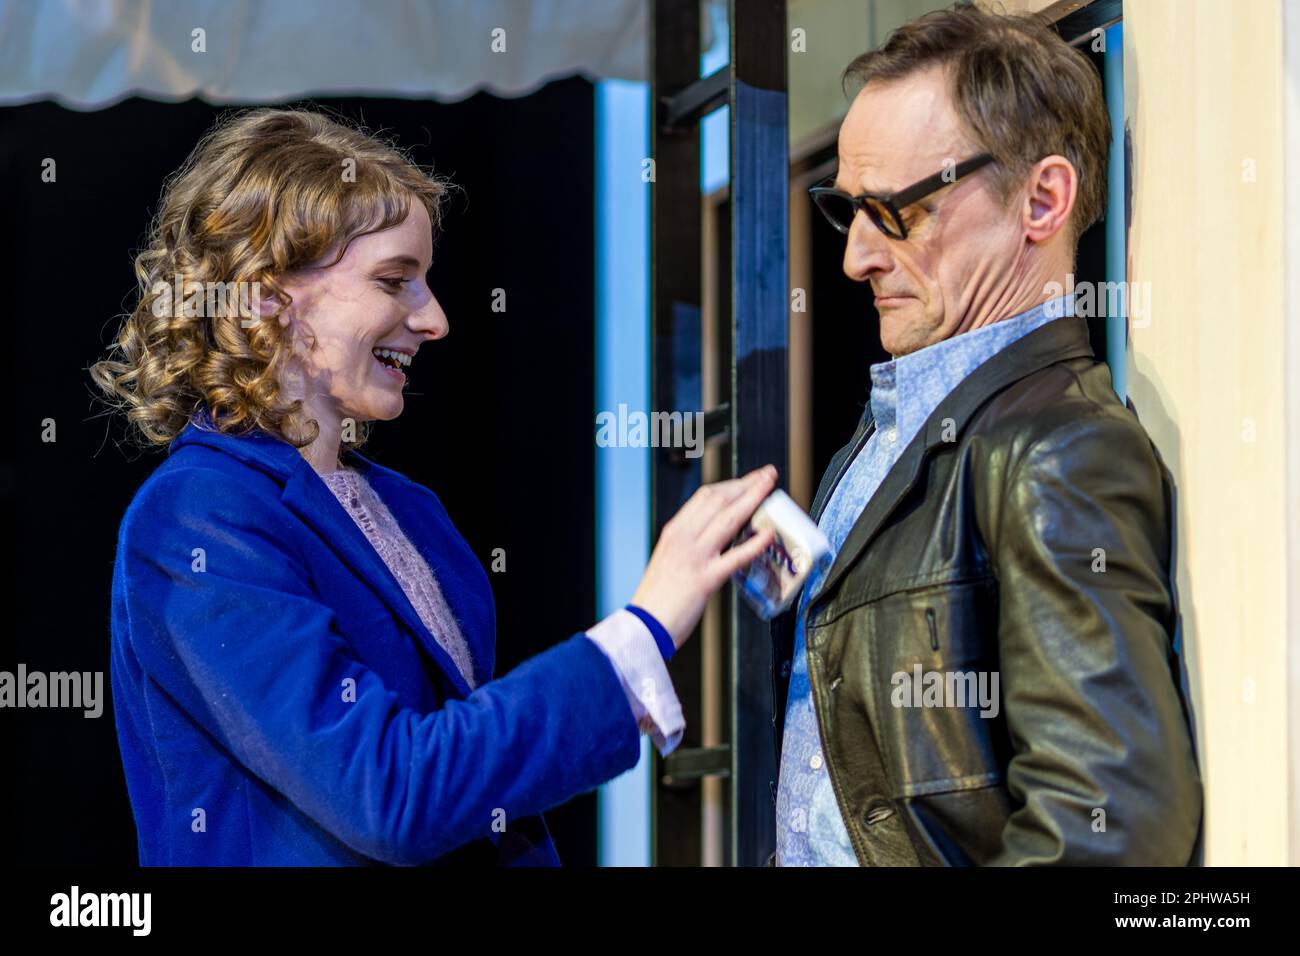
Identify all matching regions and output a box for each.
[109,407,642,865]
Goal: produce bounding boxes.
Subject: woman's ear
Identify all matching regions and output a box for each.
[253,293,290,328]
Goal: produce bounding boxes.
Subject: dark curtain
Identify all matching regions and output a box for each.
[0,76,600,865]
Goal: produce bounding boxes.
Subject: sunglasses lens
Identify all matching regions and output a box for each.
[863,197,904,239]
[813,192,856,234]
[812,189,907,239]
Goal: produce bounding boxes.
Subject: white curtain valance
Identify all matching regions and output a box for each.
[0,0,649,109]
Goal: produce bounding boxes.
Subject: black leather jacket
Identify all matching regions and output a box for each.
[769,315,1203,865]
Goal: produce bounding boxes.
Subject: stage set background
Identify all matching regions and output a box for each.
[0,81,603,866]
[8,0,1298,869]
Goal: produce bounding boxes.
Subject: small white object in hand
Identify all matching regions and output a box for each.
[733,489,831,620]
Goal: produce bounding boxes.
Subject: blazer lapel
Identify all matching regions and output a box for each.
[168,410,478,699]
[279,465,477,699]
[347,456,497,687]
[810,316,1097,611]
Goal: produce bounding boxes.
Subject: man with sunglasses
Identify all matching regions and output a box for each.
[770,5,1202,866]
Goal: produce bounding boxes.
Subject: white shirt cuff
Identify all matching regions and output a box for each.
[585,608,685,756]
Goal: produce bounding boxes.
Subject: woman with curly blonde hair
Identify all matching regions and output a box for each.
[93,106,776,866]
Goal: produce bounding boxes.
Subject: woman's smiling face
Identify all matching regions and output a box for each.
[274,200,448,429]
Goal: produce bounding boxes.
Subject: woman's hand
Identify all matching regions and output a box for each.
[629,465,778,649]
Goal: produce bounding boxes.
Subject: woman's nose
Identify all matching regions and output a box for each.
[414,292,450,340]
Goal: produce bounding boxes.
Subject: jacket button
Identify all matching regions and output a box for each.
[780,660,791,679]
[863,803,894,826]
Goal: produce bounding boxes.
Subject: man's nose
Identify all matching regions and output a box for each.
[842,212,892,282]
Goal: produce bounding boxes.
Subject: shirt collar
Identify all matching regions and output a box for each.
[868,294,1075,441]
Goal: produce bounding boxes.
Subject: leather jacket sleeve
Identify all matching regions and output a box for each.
[985,412,1202,865]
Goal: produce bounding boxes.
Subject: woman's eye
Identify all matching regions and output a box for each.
[377,277,409,291]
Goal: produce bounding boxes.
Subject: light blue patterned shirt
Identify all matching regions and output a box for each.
[775,294,1076,866]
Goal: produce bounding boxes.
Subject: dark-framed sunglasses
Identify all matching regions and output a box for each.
[809,153,996,240]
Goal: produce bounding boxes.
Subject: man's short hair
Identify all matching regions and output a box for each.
[842,2,1111,246]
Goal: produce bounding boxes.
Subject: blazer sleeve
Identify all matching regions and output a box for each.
[986,413,1202,865]
[117,465,642,865]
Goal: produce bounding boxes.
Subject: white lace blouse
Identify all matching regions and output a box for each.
[319,465,477,690]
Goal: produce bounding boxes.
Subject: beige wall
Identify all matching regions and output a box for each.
[785,0,1068,149]
[1124,0,1292,865]
[1285,0,1300,872]
[787,0,948,148]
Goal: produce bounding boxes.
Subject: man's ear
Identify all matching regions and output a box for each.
[1022,155,1077,244]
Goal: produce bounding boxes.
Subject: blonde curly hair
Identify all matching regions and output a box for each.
[90,106,451,453]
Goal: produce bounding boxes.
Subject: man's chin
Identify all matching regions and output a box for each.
[878,301,923,356]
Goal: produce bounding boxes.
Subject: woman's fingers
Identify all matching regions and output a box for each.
[629,465,780,646]
[674,465,775,534]
[701,465,777,551]
[713,526,776,583]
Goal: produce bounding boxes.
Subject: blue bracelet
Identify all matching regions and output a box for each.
[624,604,675,662]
